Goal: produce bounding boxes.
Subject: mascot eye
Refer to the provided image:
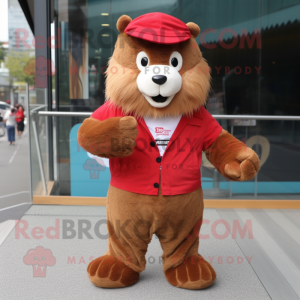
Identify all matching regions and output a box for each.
[141,57,148,67]
[136,51,149,71]
[171,58,178,67]
[169,51,183,71]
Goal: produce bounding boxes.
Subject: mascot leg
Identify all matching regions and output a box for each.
[157,187,216,290]
[87,185,153,288]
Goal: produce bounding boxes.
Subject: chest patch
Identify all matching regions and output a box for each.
[144,115,182,156]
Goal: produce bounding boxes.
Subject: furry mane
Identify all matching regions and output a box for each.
[105,36,211,118]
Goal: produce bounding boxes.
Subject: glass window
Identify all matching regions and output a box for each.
[45,0,300,199]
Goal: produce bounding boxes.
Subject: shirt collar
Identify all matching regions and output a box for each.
[135,108,204,154]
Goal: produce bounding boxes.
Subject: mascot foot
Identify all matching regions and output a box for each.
[87,255,139,288]
[165,256,216,290]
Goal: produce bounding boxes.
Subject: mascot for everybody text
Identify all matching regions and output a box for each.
[78,13,260,290]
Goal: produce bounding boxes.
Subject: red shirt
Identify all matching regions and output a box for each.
[15,111,24,123]
[90,101,222,196]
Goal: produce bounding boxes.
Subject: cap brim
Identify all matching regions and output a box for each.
[125,30,191,44]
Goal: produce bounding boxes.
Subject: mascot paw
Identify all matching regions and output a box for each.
[224,147,260,181]
[165,256,216,290]
[119,116,138,130]
[87,255,139,288]
[117,116,138,157]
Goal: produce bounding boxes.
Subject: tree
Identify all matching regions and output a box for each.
[5,51,35,86]
[0,42,7,61]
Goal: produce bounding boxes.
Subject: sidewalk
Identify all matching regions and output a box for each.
[0,206,270,300]
[0,127,31,211]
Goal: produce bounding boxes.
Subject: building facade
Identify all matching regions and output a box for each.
[8,0,34,52]
[17,0,300,204]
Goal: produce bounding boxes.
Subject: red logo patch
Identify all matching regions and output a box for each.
[155,127,171,136]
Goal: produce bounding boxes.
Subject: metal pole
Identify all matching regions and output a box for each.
[255,132,259,198]
[46,0,54,181]
[38,111,300,120]
[32,118,48,195]
[26,84,33,204]
[230,125,234,198]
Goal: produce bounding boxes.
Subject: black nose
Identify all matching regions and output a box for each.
[152,75,167,85]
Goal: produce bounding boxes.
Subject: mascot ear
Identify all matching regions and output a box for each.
[186,22,200,38]
[117,15,132,33]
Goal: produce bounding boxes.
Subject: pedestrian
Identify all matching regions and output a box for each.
[15,105,25,137]
[4,107,16,145]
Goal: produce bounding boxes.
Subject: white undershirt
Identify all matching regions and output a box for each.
[144,115,182,157]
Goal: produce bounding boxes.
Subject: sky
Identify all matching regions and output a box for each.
[0,0,8,42]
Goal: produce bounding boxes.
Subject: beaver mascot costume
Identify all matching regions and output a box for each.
[78,12,260,290]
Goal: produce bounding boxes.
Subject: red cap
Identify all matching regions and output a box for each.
[124,12,191,44]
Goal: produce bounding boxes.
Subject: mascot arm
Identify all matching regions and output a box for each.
[77,116,138,158]
[204,129,260,181]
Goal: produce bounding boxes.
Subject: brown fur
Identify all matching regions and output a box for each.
[186,22,200,38]
[78,116,138,158]
[89,183,215,289]
[165,256,216,289]
[105,33,211,118]
[204,129,260,181]
[80,15,260,290]
[87,255,139,288]
[116,15,132,33]
[104,183,204,272]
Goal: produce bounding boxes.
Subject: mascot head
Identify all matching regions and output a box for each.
[106,12,211,118]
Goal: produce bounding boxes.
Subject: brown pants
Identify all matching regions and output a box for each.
[105,184,204,273]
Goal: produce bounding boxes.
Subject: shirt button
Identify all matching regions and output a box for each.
[154,183,159,188]
[150,141,155,147]
[156,157,162,163]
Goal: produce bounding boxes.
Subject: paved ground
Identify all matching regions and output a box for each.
[218,208,300,300]
[0,125,31,212]
[0,206,270,300]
